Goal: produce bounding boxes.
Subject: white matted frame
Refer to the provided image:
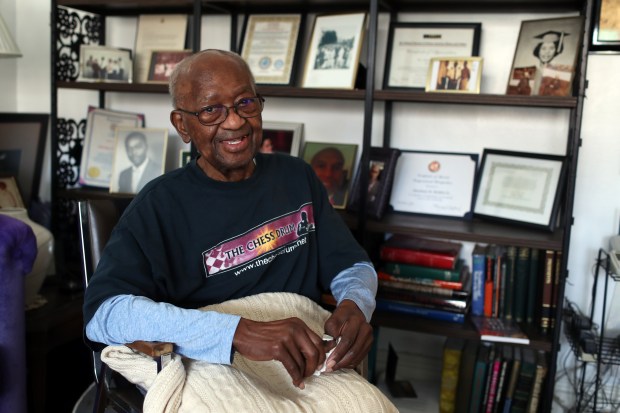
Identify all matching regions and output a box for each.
[426,57,483,93]
[109,127,168,195]
[260,121,304,156]
[473,149,566,231]
[302,12,366,89]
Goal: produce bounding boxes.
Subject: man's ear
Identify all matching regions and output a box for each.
[170,111,192,144]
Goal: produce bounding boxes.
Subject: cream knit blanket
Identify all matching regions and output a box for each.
[101,292,398,413]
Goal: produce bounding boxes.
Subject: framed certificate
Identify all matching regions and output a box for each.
[240,14,303,85]
[473,149,566,231]
[389,151,478,219]
[79,107,145,188]
[302,12,366,89]
[592,0,620,51]
[383,22,481,90]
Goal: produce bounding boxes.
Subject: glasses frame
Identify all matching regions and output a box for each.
[175,95,265,126]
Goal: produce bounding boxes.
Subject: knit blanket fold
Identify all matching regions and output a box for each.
[101,292,398,413]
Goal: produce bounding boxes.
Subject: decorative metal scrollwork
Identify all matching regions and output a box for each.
[56,6,102,81]
[56,117,86,189]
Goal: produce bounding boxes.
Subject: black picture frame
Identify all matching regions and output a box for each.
[0,113,49,208]
[383,22,482,90]
[592,0,620,51]
[472,149,566,232]
[346,147,401,220]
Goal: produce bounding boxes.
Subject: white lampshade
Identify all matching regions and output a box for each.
[0,13,21,57]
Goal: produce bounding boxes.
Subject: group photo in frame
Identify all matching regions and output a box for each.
[301,141,358,209]
[592,0,620,50]
[302,12,366,89]
[0,113,48,208]
[506,16,584,96]
[426,57,483,93]
[78,45,133,82]
[109,127,168,195]
[473,149,566,232]
[240,14,303,86]
[389,150,478,219]
[383,22,481,90]
[0,176,25,208]
[259,121,304,156]
[147,50,192,83]
[346,147,401,220]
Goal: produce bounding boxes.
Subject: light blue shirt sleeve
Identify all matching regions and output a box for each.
[330,261,378,322]
[85,295,240,364]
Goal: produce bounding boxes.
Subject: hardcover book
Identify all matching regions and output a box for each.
[540,250,556,334]
[377,270,471,294]
[469,343,493,413]
[470,316,530,345]
[513,247,531,323]
[380,235,462,270]
[501,346,522,413]
[526,350,548,413]
[454,340,480,413]
[377,284,469,313]
[471,243,487,316]
[375,298,465,323]
[525,249,540,325]
[382,258,465,282]
[439,337,465,413]
[510,347,537,413]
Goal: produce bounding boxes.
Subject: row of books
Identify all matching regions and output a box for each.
[376,235,469,324]
[440,338,548,413]
[471,244,562,335]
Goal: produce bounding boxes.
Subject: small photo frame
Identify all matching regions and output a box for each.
[109,127,168,195]
[506,16,584,96]
[0,113,49,208]
[78,45,133,83]
[592,0,620,51]
[0,176,25,208]
[383,22,481,90]
[147,50,193,83]
[179,149,191,168]
[301,142,358,209]
[346,147,401,220]
[240,14,304,85]
[260,121,304,156]
[390,151,478,219]
[473,149,566,232]
[302,12,366,89]
[425,57,483,93]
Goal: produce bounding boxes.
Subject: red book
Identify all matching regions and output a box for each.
[380,235,462,270]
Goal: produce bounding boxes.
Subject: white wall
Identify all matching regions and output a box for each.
[9,0,620,410]
[0,0,18,111]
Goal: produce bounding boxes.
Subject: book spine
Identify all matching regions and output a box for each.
[513,247,531,323]
[494,250,503,318]
[375,298,465,323]
[383,260,462,282]
[378,272,468,297]
[525,249,540,325]
[378,269,464,290]
[380,246,457,270]
[484,251,495,317]
[470,345,492,413]
[472,245,486,316]
[377,287,468,312]
[485,353,502,413]
[550,251,562,329]
[504,246,517,321]
[510,349,536,413]
[439,339,464,413]
[540,250,556,334]
[526,351,548,413]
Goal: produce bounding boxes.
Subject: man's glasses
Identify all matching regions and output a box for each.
[174,96,265,126]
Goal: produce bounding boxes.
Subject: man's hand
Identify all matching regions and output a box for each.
[323,299,373,372]
[232,317,328,389]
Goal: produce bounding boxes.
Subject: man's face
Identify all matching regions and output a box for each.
[172,53,262,181]
[126,135,147,167]
[311,149,345,194]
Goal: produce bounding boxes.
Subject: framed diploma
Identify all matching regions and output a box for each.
[302,12,366,89]
[473,149,566,231]
[79,107,145,188]
[592,0,620,51]
[383,22,481,90]
[240,14,303,85]
[389,151,478,219]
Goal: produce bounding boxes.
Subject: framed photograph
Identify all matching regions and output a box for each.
[240,14,303,85]
[109,127,168,195]
[301,142,358,209]
[80,107,145,188]
[78,45,133,82]
[346,147,401,220]
[506,16,584,96]
[302,12,366,89]
[147,50,192,83]
[473,149,566,231]
[260,121,303,156]
[426,57,483,93]
[179,149,191,168]
[592,0,620,50]
[384,22,481,90]
[0,176,25,208]
[390,151,478,219]
[0,113,48,208]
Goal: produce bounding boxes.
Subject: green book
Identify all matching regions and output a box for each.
[503,246,517,320]
[513,247,531,323]
[525,249,540,326]
[382,258,464,282]
[469,343,493,413]
[510,347,536,413]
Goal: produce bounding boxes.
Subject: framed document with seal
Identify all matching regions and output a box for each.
[240,14,303,85]
[473,149,566,231]
[383,22,481,90]
[389,151,478,219]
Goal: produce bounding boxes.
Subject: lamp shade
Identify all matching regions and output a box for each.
[0,13,21,57]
